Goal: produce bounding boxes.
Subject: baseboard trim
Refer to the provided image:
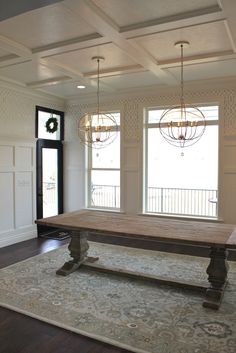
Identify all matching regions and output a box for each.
[0,226,37,248]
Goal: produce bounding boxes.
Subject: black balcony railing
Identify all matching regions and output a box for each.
[91,184,218,218]
[147,187,217,218]
[91,184,120,208]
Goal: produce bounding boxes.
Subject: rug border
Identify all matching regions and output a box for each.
[0,301,150,353]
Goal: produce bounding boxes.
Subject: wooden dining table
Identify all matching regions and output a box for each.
[36,210,236,310]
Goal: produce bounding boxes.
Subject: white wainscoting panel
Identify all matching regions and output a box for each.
[224,145,236,170]
[0,172,14,232]
[124,172,140,214]
[0,145,13,169]
[222,173,236,224]
[15,146,32,170]
[123,144,139,171]
[0,141,36,247]
[15,172,33,228]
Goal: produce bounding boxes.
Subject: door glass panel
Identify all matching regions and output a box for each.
[42,148,58,218]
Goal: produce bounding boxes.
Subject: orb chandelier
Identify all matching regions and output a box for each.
[78,56,118,149]
[159,41,206,153]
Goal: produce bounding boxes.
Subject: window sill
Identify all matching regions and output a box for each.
[140,212,224,223]
[86,207,124,214]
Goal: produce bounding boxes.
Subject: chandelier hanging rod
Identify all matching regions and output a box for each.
[92,56,104,117]
[175,41,189,107]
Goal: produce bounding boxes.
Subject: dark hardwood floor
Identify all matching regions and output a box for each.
[0,237,129,353]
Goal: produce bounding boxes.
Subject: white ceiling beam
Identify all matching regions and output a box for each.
[0,35,32,58]
[26,76,71,88]
[40,57,115,91]
[32,33,110,58]
[84,64,145,78]
[0,54,29,68]
[121,5,225,38]
[63,0,177,85]
[219,0,236,52]
[0,33,114,90]
[158,50,236,68]
[40,57,86,79]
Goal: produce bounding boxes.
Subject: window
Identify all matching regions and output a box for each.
[87,112,120,210]
[35,106,64,141]
[144,105,219,219]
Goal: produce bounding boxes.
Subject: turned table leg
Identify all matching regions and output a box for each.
[56,230,98,276]
[203,247,229,310]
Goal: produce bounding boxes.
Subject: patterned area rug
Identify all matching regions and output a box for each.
[0,242,236,353]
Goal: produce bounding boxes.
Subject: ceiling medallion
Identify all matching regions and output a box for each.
[159,41,206,155]
[78,56,118,149]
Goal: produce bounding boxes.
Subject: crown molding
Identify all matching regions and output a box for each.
[66,76,236,106]
[0,76,65,106]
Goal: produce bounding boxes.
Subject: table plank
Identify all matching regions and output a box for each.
[36,210,236,249]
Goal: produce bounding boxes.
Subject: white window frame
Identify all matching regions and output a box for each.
[143,104,219,219]
[86,111,121,211]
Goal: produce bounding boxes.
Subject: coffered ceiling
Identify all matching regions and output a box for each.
[0,0,235,99]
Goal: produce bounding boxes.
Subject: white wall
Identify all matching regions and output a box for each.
[65,79,236,224]
[0,81,64,247]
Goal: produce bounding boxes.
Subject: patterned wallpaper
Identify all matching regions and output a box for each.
[0,85,64,139]
[66,86,236,142]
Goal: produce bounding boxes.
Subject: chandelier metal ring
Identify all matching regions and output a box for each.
[78,56,118,149]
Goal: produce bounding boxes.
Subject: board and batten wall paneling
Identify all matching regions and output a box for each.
[0,142,36,247]
[0,172,14,232]
[222,140,236,223]
[15,172,33,228]
[63,106,83,212]
[123,143,140,214]
[0,82,64,247]
[0,145,14,233]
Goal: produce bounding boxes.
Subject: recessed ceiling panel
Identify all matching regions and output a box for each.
[52,43,137,73]
[0,3,96,49]
[167,59,236,82]
[0,61,62,84]
[133,21,232,61]
[93,0,218,27]
[40,80,97,98]
[101,71,162,89]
